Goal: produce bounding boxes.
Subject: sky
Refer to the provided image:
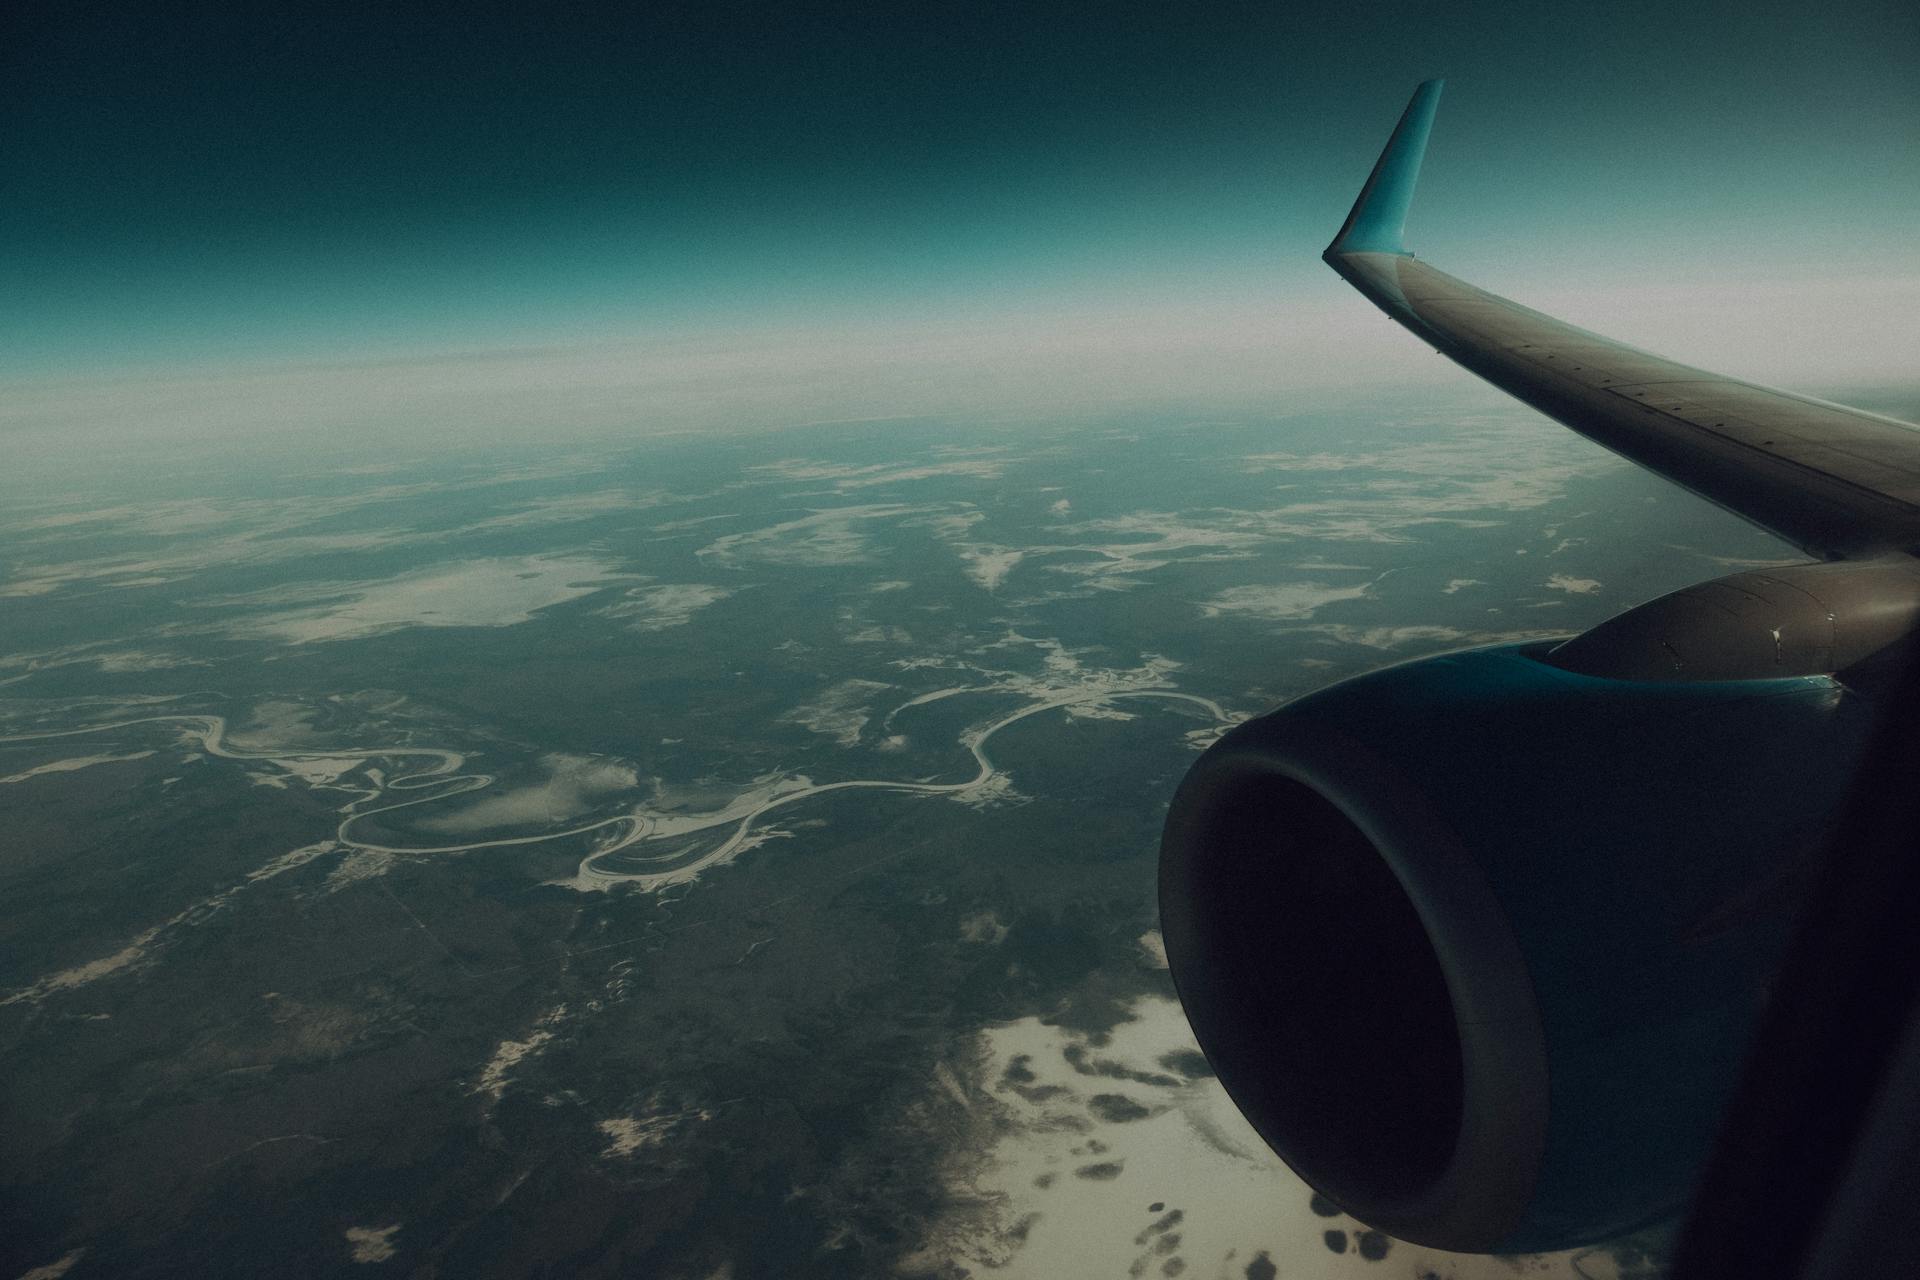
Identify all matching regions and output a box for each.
[3,0,1916,419]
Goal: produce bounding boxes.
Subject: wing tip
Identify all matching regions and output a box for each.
[1325,79,1446,258]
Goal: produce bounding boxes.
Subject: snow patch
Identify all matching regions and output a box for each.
[344,1224,401,1264]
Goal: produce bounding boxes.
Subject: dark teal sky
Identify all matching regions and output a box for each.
[4,0,1915,381]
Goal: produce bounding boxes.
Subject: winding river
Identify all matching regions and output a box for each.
[2,684,1237,895]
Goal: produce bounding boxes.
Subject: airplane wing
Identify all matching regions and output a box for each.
[1323,79,1920,561]
[1159,83,1920,1257]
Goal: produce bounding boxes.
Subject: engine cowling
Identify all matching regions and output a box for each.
[1158,640,1876,1253]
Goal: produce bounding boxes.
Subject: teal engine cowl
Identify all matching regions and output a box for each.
[1157,642,1876,1253]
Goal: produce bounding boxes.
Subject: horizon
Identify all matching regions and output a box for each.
[5,1,1915,410]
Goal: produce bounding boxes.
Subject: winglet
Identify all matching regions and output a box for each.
[1325,79,1444,257]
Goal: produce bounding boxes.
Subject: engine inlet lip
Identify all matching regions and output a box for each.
[1159,710,1551,1251]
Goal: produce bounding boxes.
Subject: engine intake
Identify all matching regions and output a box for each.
[1159,642,1875,1252]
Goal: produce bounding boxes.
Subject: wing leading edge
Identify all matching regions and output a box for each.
[1324,81,1920,562]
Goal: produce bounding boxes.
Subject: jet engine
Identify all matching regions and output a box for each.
[1193,74,1920,1256]
[1157,564,1904,1252]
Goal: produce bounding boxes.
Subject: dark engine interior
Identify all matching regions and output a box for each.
[1186,774,1461,1204]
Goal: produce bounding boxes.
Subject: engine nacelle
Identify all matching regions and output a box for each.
[1158,642,1876,1253]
